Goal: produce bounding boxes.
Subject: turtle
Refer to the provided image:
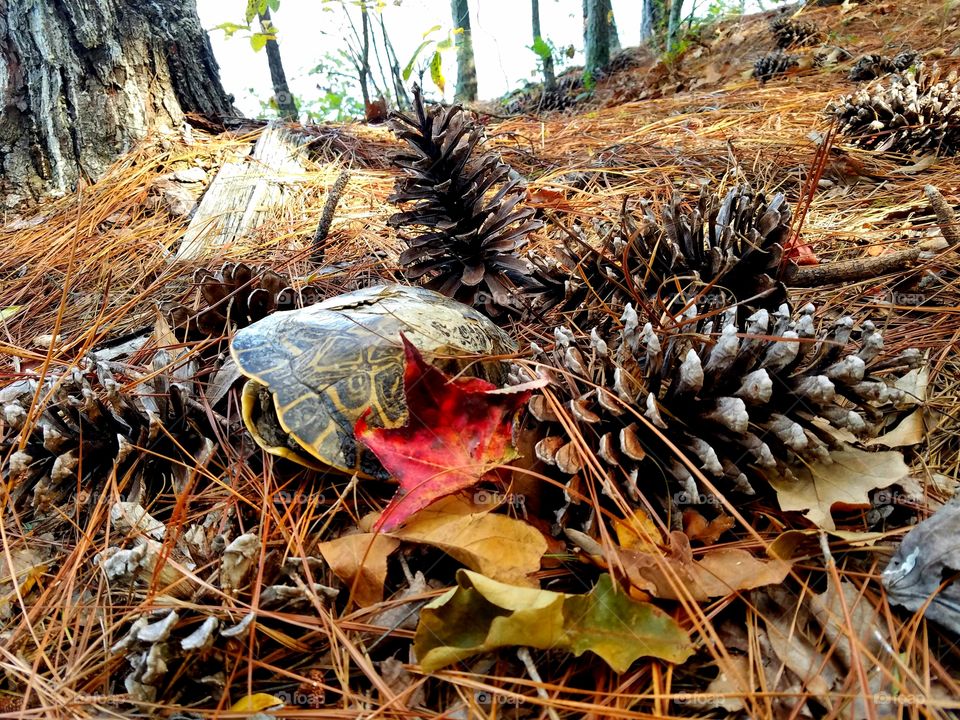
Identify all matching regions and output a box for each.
[229,284,517,477]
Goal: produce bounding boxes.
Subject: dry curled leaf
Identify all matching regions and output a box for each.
[415,570,693,673]
[764,446,910,530]
[317,533,400,607]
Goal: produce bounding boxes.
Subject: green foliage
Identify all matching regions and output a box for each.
[213,0,280,52]
[401,24,460,94]
[305,53,366,121]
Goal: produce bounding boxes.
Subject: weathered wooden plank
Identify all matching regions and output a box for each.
[174,123,308,260]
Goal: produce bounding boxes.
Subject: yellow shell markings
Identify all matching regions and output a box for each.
[229,284,517,474]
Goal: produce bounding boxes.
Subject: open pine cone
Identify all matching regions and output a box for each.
[1,356,218,522]
[163,262,322,342]
[754,50,800,83]
[832,63,960,155]
[387,85,543,315]
[531,185,791,325]
[525,298,920,521]
[770,17,822,49]
[848,50,918,81]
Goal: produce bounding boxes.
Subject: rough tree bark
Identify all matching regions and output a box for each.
[451,0,477,102]
[0,0,233,203]
[641,0,665,45]
[259,7,298,120]
[582,0,619,55]
[531,0,556,93]
[584,0,611,78]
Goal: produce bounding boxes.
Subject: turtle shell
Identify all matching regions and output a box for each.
[230,284,516,476]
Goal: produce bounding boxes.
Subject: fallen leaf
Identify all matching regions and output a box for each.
[868,366,929,448]
[613,509,663,552]
[685,655,754,711]
[317,533,400,607]
[389,496,546,586]
[525,187,572,210]
[883,495,960,633]
[229,693,285,712]
[763,609,838,697]
[617,532,791,601]
[682,510,735,545]
[415,570,693,672]
[0,306,23,322]
[357,336,530,532]
[764,446,910,530]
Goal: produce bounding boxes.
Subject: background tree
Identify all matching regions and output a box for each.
[641,0,666,46]
[666,0,686,53]
[584,0,611,79]
[531,0,556,92]
[582,0,620,56]
[257,7,299,119]
[451,0,478,102]
[1,0,232,202]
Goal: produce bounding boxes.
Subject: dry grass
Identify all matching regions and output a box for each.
[1,0,960,717]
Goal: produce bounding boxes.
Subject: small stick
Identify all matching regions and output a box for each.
[784,248,922,287]
[312,169,351,261]
[923,185,960,247]
[516,647,561,720]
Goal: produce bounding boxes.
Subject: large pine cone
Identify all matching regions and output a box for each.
[526,299,920,518]
[770,17,822,49]
[388,85,543,315]
[531,185,791,325]
[163,262,323,342]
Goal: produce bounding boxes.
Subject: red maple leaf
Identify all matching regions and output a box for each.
[355,335,530,532]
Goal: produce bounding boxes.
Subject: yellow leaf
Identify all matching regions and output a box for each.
[229,693,284,712]
[317,533,399,607]
[389,496,546,586]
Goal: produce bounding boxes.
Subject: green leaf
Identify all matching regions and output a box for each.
[429,50,445,93]
[531,36,551,61]
[436,38,453,51]
[212,21,249,38]
[415,570,694,673]
[250,33,268,52]
[422,24,441,38]
[267,0,280,11]
[403,39,433,81]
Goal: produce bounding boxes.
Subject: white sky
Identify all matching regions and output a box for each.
[197,1,645,116]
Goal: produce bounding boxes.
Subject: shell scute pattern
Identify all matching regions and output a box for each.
[230,284,516,476]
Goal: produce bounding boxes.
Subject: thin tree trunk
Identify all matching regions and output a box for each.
[451,0,478,102]
[584,0,610,79]
[667,0,686,52]
[379,14,410,110]
[641,0,665,45]
[259,8,298,120]
[607,0,621,52]
[0,0,232,202]
[531,0,556,93]
[343,2,371,107]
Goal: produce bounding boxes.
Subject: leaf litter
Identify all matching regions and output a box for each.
[1,0,960,716]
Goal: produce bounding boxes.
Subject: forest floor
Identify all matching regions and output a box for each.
[1,0,960,717]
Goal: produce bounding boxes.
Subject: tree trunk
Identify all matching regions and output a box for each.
[0,0,232,203]
[641,0,665,45]
[667,0,686,53]
[379,14,409,110]
[451,0,477,102]
[531,0,556,93]
[259,8,298,120]
[582,0,618,55]
[607,0,621,52]
[584,0,610,79]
